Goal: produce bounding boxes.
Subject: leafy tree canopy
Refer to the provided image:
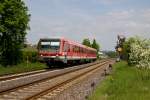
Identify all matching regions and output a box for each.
[125,37,150,68]
[91,39,100,52]
[104,51,117,58]
[82,38,91,47]
[0,0,30,66]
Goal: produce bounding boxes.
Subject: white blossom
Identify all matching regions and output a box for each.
[129,37,150,68]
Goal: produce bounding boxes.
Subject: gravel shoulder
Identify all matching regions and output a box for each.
[51,61,114,100]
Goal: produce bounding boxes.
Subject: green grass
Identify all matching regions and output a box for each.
[0,62,47,76]
[22,47,37,52]
[89,61,150,100]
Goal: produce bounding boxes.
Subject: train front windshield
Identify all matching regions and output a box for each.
[39,40,60,52]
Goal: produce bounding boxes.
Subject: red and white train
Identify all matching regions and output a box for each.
[38,38,97,67]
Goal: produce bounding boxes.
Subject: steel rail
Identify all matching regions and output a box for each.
[29,60,112,100]
[0,59,112,100]
[0,70,47,81]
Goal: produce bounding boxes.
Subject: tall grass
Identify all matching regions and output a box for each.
[89,61,150,100]
[0,62,47,76]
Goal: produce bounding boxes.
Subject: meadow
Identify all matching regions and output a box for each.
[89,61,150,100]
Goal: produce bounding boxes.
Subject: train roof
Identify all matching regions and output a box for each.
[39,37,97,51]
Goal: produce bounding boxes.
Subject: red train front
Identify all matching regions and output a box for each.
[38,38,97,67]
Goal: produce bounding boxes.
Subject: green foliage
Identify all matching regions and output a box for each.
[91,39,100,52]
[82,38,91,47]
[82,38,101,58]
[22,50,38,63]
[123,36,150,68]
[91,39,100,58]
[128,37,150,68]
[0,0,30,66]
[123,37,137,62]
[0,62,46,76]
[89,61,150,100]
[105,51,117,58]
[82,38,100,51]
[1,44,23,65]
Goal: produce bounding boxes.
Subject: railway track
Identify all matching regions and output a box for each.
[0,59,114,100]
[0,70,47,81]
[31,60,114,100]
[0,60,105,93]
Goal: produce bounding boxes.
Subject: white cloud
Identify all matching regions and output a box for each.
[26,0,150,50]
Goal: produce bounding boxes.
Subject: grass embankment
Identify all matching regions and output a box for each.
[0,47,47,76]
[0,62,47,76]
[89,61,150,100]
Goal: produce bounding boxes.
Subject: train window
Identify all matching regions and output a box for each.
[40,40,60,51]
[74,46,76,52]
[41,42,50,45]
[64,44,67,52]
[64,42,69,52]
[74,46,77,52]
[51,42,60,46]
[77,47,79,52]
[68,44,71,52]
[83,48,85,53]
[79,47,81,53]
[72,45,74,52]
[81,48,83,53]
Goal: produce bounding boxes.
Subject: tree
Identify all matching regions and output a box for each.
[105,51,117,58]
[123,36,150,68]
[91,39,100,58]
[123,37,136,63]
[0,0,30,66]
[128,37,150,68]
[82,38,91,47]
[91,39,100,52]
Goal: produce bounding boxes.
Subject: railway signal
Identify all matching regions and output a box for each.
[116,34,126,61]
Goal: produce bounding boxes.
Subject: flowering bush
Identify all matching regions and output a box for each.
[128,37,150,68]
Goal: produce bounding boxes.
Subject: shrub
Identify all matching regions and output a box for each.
[0,52,1,64]
[127,37,150,68]
[22,50,38,63]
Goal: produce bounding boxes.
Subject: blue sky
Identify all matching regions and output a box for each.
[25,0,150,50]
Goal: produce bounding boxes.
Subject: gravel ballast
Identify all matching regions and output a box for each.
[51,62,114,100]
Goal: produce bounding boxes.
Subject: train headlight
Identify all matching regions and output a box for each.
[62,52,64,56]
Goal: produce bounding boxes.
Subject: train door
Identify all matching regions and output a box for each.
[63,41,69,63]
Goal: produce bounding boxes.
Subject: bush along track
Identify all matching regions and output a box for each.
[0,62,46,76]
[89,61,150,100]
[0,48,46,76]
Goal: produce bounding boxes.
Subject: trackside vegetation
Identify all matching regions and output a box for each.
[0,0,30,66]
[89,61,150,100]
[82,38,100,52]
[0,48,47,76]
[123,36,150,68]
[82,38,100,58]
[0,62,47,76]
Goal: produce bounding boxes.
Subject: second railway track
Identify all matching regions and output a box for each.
[0,59,114,100]
[0,60,106,93]
[0,70,48,81]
